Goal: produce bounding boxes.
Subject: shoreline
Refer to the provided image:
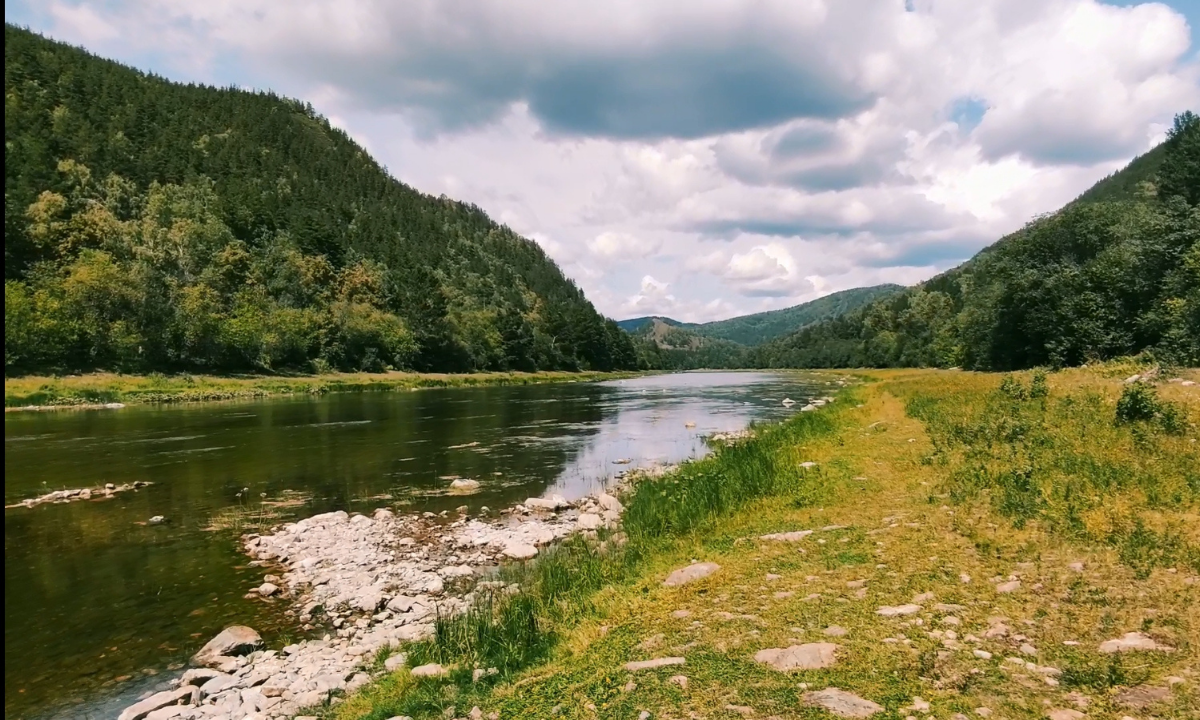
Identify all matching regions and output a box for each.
[4,369,650,411]
[115,481,647,720]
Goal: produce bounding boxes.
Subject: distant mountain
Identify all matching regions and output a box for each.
[617,284,901,347]
[615,316,694,333]
[3,25,639,375]
[752,112,1199,370]
[696,285,903,345]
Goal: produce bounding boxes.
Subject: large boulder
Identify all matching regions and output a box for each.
[191,625,263,668]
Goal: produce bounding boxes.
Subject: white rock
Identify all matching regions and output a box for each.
[191,626,262,668]
[876,604,922,617]
[663,562,720,587]
[117,687,196,720]
[410,663,449,678]
[753,643,838,671]
[257,583,279,597]
[450,479,481,492]
[503,543,538,560]
[759,530,813,542]
[577,513,603,530]
[1098,632,1173,653]
[624,657,686,671]
[803,688,884,718]
[995,580,1021,593]
[597,493,624,514]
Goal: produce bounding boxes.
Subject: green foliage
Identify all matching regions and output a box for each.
[3,25,638,375]
[1115,382,1188,435]
[749,112,1200,372]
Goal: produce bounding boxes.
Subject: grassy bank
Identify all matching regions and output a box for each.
[3,369,648,409]
[335,365,1196,719]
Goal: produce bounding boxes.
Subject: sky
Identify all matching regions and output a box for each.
[6,0,1199,323]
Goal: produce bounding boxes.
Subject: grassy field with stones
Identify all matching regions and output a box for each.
[326,363,1198,720]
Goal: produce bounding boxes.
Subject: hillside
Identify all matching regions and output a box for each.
[697,284,902,345]
[615,316,694,333]
[3,25,638,375]
[753,112,1200,370]
[618,284,901,345]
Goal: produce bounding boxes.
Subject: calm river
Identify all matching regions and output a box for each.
[4,371,832,719]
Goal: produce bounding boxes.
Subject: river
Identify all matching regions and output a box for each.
[3,370,833,719]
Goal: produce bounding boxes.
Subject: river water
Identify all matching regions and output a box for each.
[4,371,831,719]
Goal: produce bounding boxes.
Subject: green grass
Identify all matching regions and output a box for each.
[4,369,647,408]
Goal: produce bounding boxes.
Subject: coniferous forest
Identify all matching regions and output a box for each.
[4,25,639,376]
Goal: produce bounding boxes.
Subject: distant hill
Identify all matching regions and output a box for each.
[615,316,694,333]
[752,112,1199,370]
[696,285,902,345]
[3,25,638,375]
[618,284,901,348]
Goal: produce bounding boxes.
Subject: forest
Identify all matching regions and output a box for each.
[749,112,1199,371]
[3,25,639,376]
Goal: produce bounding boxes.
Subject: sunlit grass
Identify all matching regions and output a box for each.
[331,364,1199,720]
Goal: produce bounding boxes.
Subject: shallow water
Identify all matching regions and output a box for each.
[3,370,831,718]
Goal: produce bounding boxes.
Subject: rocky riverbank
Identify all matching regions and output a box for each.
[117,490,628,720]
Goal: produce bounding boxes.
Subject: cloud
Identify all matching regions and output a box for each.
[588,231,662,262]
[8,0,1197,324]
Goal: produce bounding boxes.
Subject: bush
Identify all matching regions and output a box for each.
[1115,382,1188,435]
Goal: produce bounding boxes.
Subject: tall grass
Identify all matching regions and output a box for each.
[903,372,1199,577]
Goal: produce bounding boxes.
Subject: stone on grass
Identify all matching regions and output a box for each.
[802,688,884,718]
[624,657,686,671]
[995,580,1021,593]
[1114,684,1171,709]
[384,653,408,672]
[117,687,195,720]
[823,626,848,637]
[759,530,813,542]
[410,663,449,678]
[669,675,688,689]
[1099,632,1173,653]
[1046,710,1084,720]
[191,625,262,668]
[671,609,692,619]
[753,643,838,671]
[876,604,922,617]
[663,562,720,587]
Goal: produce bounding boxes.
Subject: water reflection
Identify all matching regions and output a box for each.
[4,371,824,719]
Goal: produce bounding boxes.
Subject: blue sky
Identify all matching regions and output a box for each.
[6,0,1198,321]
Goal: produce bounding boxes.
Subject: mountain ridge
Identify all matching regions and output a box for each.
[4,25,639,375]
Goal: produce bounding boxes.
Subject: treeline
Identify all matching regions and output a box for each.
[751,112,1199,371]
[3,25,638,375]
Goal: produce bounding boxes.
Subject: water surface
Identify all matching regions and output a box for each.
[4,371,832,718]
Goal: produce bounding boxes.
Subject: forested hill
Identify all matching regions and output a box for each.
[3,25,638,375]
[617,284,901,343]
[695,284,902,345]
[752,112,1200,370]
